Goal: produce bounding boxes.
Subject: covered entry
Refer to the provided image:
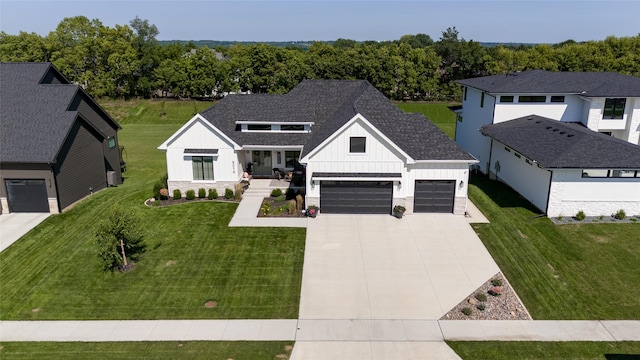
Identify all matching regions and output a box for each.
[5,179,49,213]
[414,180,455,213]
[320,180,393,214]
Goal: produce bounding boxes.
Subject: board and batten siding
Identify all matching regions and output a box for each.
[164,117,241,193]
[488,142,552,214]
[547,170,640,217]
[71,95,122,182]
[456,87,495,173]
[54,119,108,210]
[493,94,584,124]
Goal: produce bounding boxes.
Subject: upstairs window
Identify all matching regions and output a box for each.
[192,156,214,180]
[349,137,366,153]
[281,124,305,131]
[500,96,514,103]
[518,96,546,103]
[247,124,272,131]
[603,98,626,119]
[107,137,116,149]
[550,96,565,103]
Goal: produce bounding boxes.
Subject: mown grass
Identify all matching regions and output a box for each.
[448,341,640,360]
[395,101,458,139]
[469,174,640,319]
[0,104,304,320]
[0,341,293,360]
[100,98,214,125]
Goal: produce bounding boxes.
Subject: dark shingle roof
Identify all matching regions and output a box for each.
[457,70,640,97]
[480,115,640,169]
[1,63,83,163]
[199,80,474,161]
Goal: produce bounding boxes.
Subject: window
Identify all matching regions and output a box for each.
[280,124,305,131]
[603,98,626,119]
[107,137,116,149]
[504,147,511,152]
[518,96,546,103]
[463,87,467,101]
[349,137,366,153]
[285,151,300,168]
[500,96,514,103]
[192,156,214,180]
[612,170,637,178]
[550,96,565,103]
[582,169,609,178]
[583,169,639,178]
[247,124,271,131]
[480,92,485,108]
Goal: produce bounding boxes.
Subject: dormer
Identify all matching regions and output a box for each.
[236,121,313,133]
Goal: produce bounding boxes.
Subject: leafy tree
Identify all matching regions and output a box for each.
[95,206,145,272]
[0,31,51,62]
[129,16,161,98]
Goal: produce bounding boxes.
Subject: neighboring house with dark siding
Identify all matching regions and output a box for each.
[0,62,122,214]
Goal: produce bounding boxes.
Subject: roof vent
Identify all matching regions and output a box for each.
[567,134,575,138]
[527,116,534,120]
[552,129,559,132]
[559,131,566,134]
[535,121,541,124]
[545,126,552,129]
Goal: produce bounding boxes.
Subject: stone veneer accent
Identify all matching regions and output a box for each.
[453,197,467,215]
[0,197,58,214]
[168,180,239,197]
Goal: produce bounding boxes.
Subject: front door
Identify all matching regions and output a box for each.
[252,150,273,176]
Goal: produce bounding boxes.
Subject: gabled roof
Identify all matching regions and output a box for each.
[480,115,640,169]
[0,62,119,164]
[198,79,474,162]
[457,70,640,97]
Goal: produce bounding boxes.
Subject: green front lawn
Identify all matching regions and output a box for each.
[0,113,305,320]
[448,341,640,360]
[0,341,293,360]
[469,175,640,319]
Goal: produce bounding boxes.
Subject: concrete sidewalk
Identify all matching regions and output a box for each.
[2,319,639,342]
[228,179,307,228]
[0,213,50,252]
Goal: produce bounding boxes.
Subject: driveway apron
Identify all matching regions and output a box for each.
[298,214,500,320]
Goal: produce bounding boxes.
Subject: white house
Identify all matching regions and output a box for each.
[455,71,640,217]
[159,80,477,214]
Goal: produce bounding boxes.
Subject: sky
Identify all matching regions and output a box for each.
[1,0,639,43]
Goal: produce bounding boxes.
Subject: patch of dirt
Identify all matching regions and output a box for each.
[257,197,305,218]
[284,345,293,352]
[204,300,218,308]
[31,308,42,313]
[516,229,527,239]
[118,263,136,273]
[165,260,177,267]
[440,272,531,320]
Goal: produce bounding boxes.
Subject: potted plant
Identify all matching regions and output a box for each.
[392,205,406,218]
[306,205,319,218]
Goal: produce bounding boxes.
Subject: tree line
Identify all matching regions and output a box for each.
[1,16,638,100]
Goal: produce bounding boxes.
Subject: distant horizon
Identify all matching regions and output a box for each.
[1,1,639,44]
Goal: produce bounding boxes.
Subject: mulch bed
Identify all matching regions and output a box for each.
[257,197,305,218]
[440,272,532,320]
[145,197,239,207]
[551,214,640,225]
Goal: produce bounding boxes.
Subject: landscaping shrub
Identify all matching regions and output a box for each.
[234,183,243,200]
[477,303,486,311]
[288,200,297,215]
[575,210,586,221]
[462,307,473,316]
[285,188,296,200]
[275,195,286,202]
[208,188,217,200]
[491,278,503,286]
[271,188,283,197]
[614,209,626,220]
[198,188,206,198]
[474,292,487,302]
[224,188,234,199]
[173,189,181,200]
[186,190,196,200]
[260,202,271,216]
[295,194,304,212]
[153,182,162,200]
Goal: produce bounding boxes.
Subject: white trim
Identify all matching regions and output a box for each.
[313,177,400,181]
[242,145,304,150]
[300,113,415,163]
[415,159,479,164]
[158,114,241,151]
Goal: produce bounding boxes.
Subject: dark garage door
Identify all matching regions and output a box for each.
[320,181,393,214]
[414,180,455,213]
[5,179,50,213]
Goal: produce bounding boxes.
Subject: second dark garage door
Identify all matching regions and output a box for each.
[5,179,50,213]
[320,181,393,214]
[414,180,455,213]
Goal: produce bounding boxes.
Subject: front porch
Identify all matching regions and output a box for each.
[241,148,305,184]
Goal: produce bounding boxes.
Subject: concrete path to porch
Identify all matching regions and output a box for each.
[0,212,50,253]
[298,214,500,320]
[228,179,307,228]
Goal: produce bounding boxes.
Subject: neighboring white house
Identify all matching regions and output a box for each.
[159,80,478,214]
[454,71,640,217]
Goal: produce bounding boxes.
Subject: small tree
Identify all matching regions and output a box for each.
[95,206,145,272]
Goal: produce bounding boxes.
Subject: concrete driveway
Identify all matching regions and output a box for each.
[0,213,50,252]
[298,214,500,320]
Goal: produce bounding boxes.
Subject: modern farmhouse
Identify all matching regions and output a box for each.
[454,70,640,217]
[0,62,123,214]
[159,80,477,214]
